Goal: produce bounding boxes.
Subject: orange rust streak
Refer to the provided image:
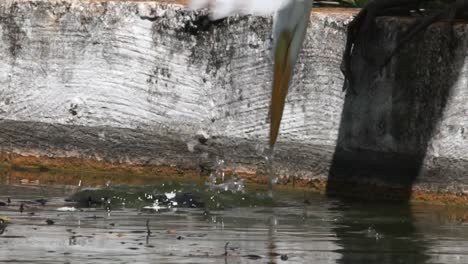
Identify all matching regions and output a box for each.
[0,153,200,178]
[2,153,468,206]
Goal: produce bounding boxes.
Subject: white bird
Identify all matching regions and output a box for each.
[189,0,313,147]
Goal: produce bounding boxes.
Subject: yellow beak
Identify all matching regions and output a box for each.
[268,1,312,148]
[270,30,294,147]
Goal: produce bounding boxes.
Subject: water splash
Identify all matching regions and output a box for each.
[206,157,245,193]
[142,192,180,211]
[143,199,168,212]
[208,157,225,185]
[255,143,278,197]
[264,147,278,198]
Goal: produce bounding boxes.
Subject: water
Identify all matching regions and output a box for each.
[1,172,468,263]
[206,157,245,194]
[264,148,277,198]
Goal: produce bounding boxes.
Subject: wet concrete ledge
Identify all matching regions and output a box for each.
[0,1,467,200]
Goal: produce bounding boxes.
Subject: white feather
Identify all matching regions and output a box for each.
[189,0,297,19]
[189,0,313,64]
[273,0,313,64]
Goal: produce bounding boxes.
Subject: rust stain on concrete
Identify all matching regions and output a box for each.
[1,153,467,206]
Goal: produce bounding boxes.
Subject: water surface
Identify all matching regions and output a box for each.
[1,173,468,264]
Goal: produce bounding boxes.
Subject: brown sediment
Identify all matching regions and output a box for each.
[1,153,468,206]
[0,153,196,175]
[0,152,203,187]
[411,190,468,206]
[321,179,468,206]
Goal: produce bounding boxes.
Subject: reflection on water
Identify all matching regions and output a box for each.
[0,172,468,263]
[330,201,430,264]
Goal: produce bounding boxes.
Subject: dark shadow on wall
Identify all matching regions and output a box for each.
[326,17,467,264]
[326,18,467,201]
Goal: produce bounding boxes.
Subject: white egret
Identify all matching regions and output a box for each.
[189,0,313,147]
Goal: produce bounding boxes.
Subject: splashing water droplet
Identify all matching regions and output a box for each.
[264,147,277,198]
[208,157,225,185]
[165,192,176,200]
[206,157,245,193]
[255,143,265,155]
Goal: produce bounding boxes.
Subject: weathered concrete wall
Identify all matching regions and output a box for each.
[0,0,466,194]
[328,16,468,197]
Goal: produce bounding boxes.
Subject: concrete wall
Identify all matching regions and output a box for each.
[0,0,466,194]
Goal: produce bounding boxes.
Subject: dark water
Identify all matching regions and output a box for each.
[1,174,468,263]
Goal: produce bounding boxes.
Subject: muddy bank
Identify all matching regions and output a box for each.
[0,1,466,198]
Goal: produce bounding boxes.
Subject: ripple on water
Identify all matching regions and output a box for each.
[0,183,468,263]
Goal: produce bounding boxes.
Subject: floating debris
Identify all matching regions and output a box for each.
[67,186,205,209]
[165,192,176,200]
[45,219,55,225]
[35,199,47,206]
[57,207,77,212]
[244,254,262,260]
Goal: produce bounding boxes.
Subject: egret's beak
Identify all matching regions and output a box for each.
[270,30,293,147]
[269,2,312,147]
[187,0,311,147]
